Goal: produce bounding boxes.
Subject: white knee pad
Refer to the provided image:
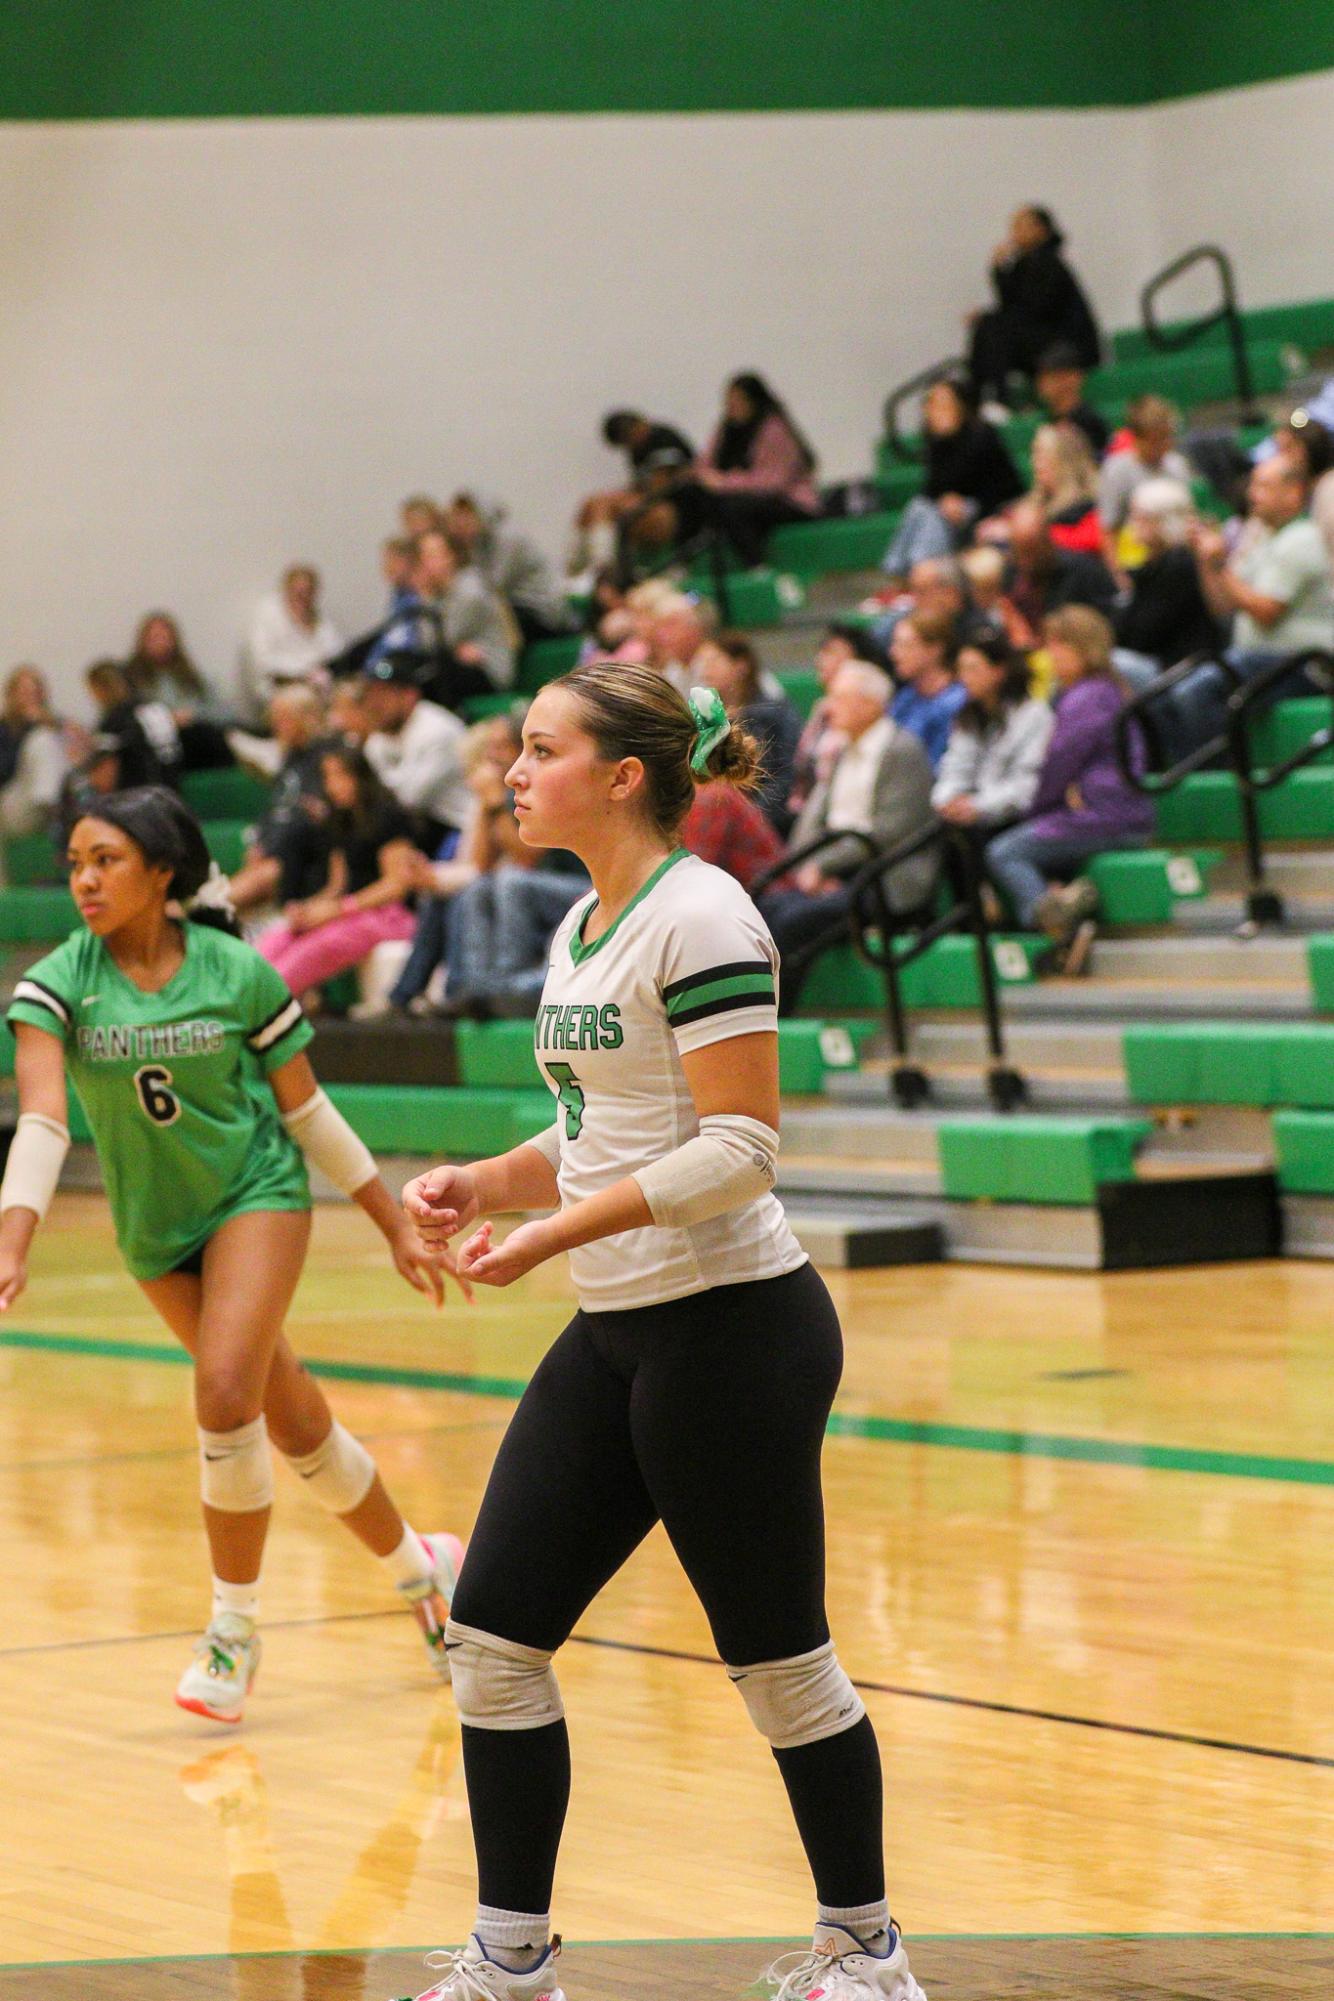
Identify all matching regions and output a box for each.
[445,1619,565,1731]
[284,1420,376,1515]
[199,1416,274,1513]
[727,1640,866,1750]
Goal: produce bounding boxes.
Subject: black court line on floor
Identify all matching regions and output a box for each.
[1,1934,1331,1997]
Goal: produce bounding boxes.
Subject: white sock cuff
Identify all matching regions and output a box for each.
[475,1905,551,1952]
[818,1899,891,1937]
[382,1523,435,1591]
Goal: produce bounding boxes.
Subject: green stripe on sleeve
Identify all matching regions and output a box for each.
[665,973,775,1019]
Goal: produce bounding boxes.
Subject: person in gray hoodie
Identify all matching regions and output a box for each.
[444,491,573,642]
[931,624,1054,830]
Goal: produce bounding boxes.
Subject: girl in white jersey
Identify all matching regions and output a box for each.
[395,665,926,2001]
[0,787,466,1725]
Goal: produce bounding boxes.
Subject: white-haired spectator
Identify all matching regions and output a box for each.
[244,564,343,719]
[645,593,716,697]
[1098,395,1192,566]
[757,660,939,1008]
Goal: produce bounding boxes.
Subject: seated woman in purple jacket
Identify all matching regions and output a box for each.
[983,605,1153,962]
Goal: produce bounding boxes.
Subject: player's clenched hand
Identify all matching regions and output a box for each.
[402,1164,481,1248]
[0,1249,27,1313]
[388,1219,474,1308]
[455,1218,552,1288]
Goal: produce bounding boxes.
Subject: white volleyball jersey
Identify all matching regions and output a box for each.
[533,847,808,1312]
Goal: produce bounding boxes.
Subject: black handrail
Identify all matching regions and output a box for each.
[881,356,966,467]
[752,822,1026,1111]
[1139,244,1262,422]
[1117,646,1334,925]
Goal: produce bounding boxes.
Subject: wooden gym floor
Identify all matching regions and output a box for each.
[0,1195,1329,1997]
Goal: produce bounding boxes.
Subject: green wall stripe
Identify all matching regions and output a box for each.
[3,1326,1331,1487]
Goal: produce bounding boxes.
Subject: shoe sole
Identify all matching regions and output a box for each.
[175,1691,247,1725]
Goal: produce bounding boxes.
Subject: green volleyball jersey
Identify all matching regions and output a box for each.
[7,923,314,1279]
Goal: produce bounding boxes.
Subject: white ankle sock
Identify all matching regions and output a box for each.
[381,1524,435,1591]
[475,1905,550,1972]
[819,1900,892,1951]
[212,1575,260,1624]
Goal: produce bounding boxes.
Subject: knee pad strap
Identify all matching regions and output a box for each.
[727,1640,865,1750]
[285,1420,376,1515]
[445,1619,564,1731]
[199,1416,274,1513]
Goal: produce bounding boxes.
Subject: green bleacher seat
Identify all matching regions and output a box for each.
[455,1017,839,1095]
[0,1021,13,1076]
[516,635,582,695]
[201,820,249,874]
[1088,848,1223,925]
[1087,340,1292,411]
[872,450,925,506]
[181,768,272,819]
[1309,937,1334,1014]
[1153,768,1334,843]
[767,513,899,576]
[1124,1022,1334,1109]
[0,886,77,943]
[460,694,519,722]
[1274,1110,1334,1194]
[798,933,1043,1014]
[1111,298,1329,365]
[686,565,806,627]
[325,1083,553,1156]
[1,833,61,886]
[1248,699,1333,769]
[936,1115,1152,1205]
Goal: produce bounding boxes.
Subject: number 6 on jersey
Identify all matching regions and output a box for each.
[134,1063,182,1126]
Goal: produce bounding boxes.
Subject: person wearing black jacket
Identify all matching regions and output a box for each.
[1114,478,1222,668]
[968,206,1101,405]
[881,374,1024,578]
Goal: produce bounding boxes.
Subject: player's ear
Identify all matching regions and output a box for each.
[607,755,646,804]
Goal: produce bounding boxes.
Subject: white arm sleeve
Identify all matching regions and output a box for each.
[0,1112,71,1220]
[282,1088,377,1196]
[521,1123,563,1174]
[632,1113,778,1230]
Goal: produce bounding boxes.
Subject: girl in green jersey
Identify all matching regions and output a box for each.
[1,787,467,1725]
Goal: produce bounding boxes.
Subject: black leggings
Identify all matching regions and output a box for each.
[452,1262,885,1915]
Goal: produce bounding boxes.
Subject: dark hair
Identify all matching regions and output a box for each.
[1285,415,1333,480]
[1026,205,1063,247]
[65,785,239,934]
[715,372,817,478]
[556,659,763,839]
[954,623,1032,732]
[320,741,397,840]
[712,629,763,703]
[602,409,641,447]
[928,369,980,419]
[821,621,886,667]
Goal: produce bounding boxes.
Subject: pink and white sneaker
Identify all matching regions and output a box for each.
[399,1531,465,1681]
[393,1933,565,2000]
[758,1922,927,1999]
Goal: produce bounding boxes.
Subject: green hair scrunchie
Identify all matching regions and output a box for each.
[687,685,732,775]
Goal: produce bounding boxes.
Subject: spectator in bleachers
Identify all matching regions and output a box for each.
[584,577,678,666]
[443,491,573,642]
[1192,456,1334,685]
[381,536,418,613]
[880,375,1023,581]
[372,527,517,709]
[1033,343,1111,458]
[673,373,820,567]
[400,494,443,539]
[572,409,696,577]
[227,685,333,915]
[258,743,422,1003]
[1274,413,1333,489]
[125,611,234,770]
[695,631,801,832]
[889,610,967,769]
[1028,424,1102,554]
[680,778,789,894]
[1006,500,1117,633]
[866,553,970,653]
[85,659,181,790]
[1098,396,1191,568]
[967,208,1101,409]
[787,623,884,817]
[646,593,715,697]
[983,606,1152,963]
[245,564,343,717]
[960,546,1032,651]
[932,626,1053,829]
[358,652,473,847]
[1113,478,1221,672]
[0,666,74,837]
[758,662,938,1008]
[327,672,373,742]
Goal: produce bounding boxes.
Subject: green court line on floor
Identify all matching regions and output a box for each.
[3,1327,1333,1489]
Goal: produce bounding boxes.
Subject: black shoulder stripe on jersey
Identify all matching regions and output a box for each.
[660,958,771,1002]
[10,977,71,1027]
[668,990,777,1030]
[248,996,305,1052]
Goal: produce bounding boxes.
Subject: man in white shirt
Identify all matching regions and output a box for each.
[756,662,938,1007]
[359,653,473,845]
[1194,459,1333,664]
[245,564,343,718]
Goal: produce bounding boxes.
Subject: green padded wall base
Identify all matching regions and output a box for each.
[1124,1022,1334,1109]
[181,769,272,819]
[936,1115,1153,1205]
[326,1083,553,1156]
[1088,847,1223,924]
[1310,936,1334,1013]
[1274,1110,1334,1194]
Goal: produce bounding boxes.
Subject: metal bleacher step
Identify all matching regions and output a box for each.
[1282,1194,1334,1259]
[1084,933,1310,984]
[1170,894,1334,937]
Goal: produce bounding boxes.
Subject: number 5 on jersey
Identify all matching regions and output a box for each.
[134,1063,182,1126]
[544,1061,585,1140]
